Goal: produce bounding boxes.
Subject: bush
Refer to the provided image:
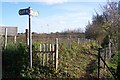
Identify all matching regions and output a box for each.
[2,42,58,79]
[58,41,99,78]
[2,41,102,79]
[2,42,29,78]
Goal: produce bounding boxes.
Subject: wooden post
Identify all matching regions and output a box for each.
[25,29,29,46]
[4,28,7,49]
[49,44,52,51]
[28,9,32,68]
[78,38,80,44]
[104,48,107,68]
[67,37,69,48]
[49,44,52,67]
[14,36,16,43]
[108,35,112,59]
[52,44,55,67]
[55,38,58,70]
[43,44,45,66]
[69,35,71,49]
[46,44,49,66]
[40,44,42,64]
[98,48,101,80]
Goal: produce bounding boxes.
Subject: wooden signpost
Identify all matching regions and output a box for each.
[19,7,38,68]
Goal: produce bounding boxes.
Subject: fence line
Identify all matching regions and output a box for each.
[98,48,117,80]
[38,38,58,70]
[101,46,115,61]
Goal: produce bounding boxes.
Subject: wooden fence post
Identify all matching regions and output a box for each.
[78,38,80,44]
[52,44,55,67]
[69,35,71,49]
[49,44,52,67]
[55,38,58,70]
[43,44,45,66]
[39,44,42,64]
[14,36,16,43]
[25,29,29,46]
[46,44,49,66]
[4,28,7,49]
[104,48,107,68]
[108,35,112,59]
[98,48,101,80]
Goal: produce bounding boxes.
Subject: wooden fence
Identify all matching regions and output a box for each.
[38,38,58,70]
[100,47,116,61]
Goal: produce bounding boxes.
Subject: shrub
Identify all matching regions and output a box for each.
[2,42,29,78]
[2,41,107,79]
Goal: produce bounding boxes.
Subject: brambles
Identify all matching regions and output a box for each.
[2,41,117,79]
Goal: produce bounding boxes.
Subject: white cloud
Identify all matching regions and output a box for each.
[2,0,120,3]
[1,0,110,3]
[2,0,119,5]
[59,21,66,24]
[36,0,68,5]
[1,0,68,4]
[31,11,91,33]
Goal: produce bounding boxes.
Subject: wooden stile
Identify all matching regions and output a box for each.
[38,38,58,70]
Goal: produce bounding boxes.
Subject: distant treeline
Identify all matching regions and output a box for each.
[16,31,85,43]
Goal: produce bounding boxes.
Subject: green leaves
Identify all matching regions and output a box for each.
[2,42,29,78]
[58,41,98,78]
[3,41,112,79]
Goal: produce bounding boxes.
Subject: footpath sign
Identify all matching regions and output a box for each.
[19,7,39,68]
[19,7,38,16]
[19,8,30,15]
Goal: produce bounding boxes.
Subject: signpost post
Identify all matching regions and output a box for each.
[19,7,38,68]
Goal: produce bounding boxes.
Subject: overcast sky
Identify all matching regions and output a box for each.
[0,0,118,33]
